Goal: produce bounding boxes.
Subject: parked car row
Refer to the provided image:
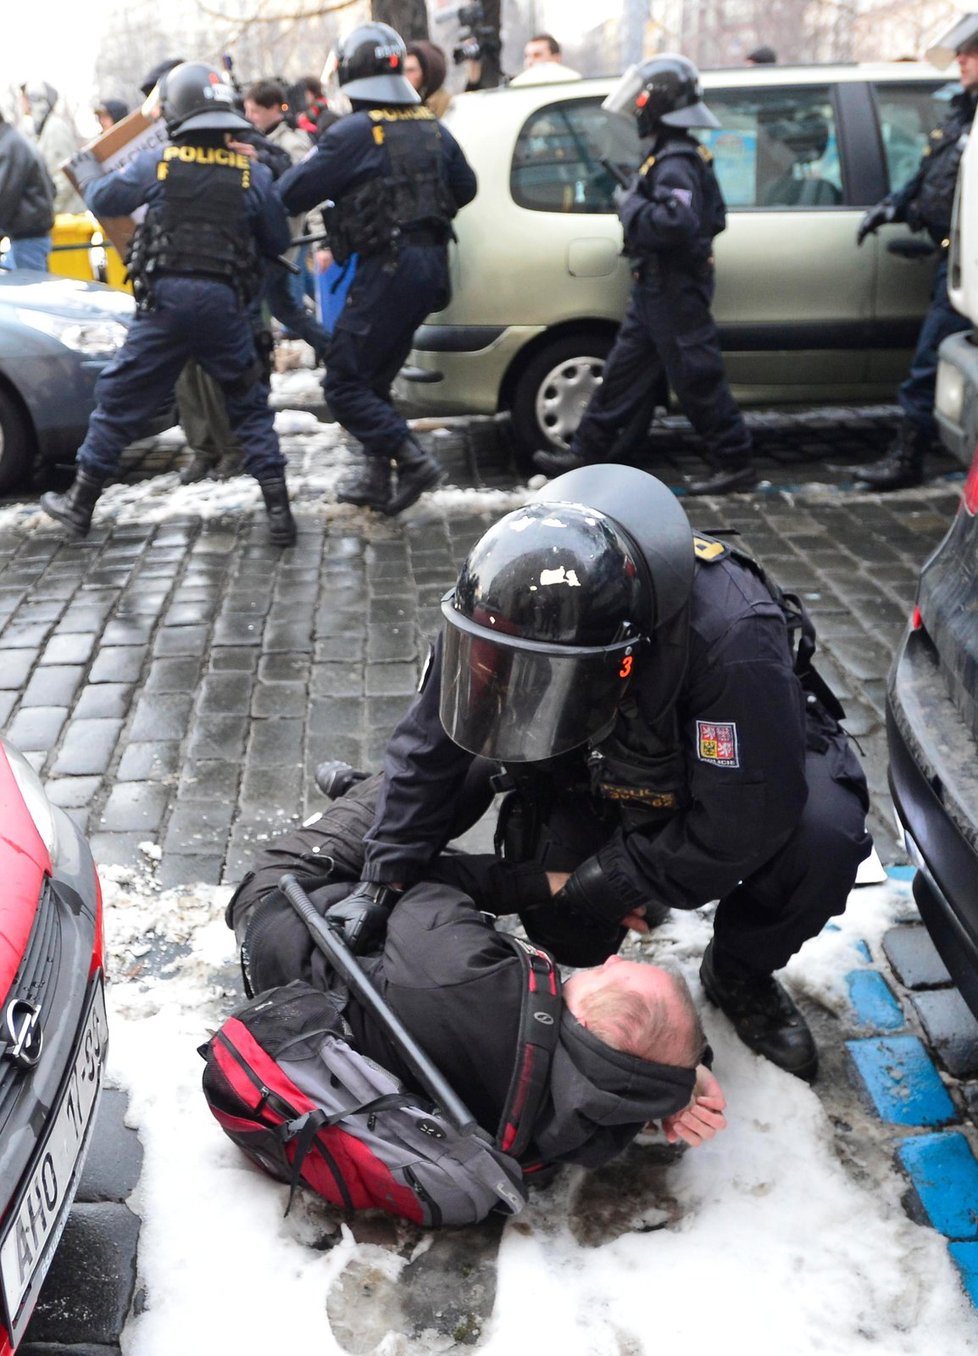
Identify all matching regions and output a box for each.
[395,62,954,459]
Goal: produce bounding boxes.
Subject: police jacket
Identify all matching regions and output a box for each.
[245,873,696,1168]
[0,121,54,239]
[276,104,477,263]
[84,139,291,281]
[618,128,727,270]
[363,548,819,918]
[891,89,978,244]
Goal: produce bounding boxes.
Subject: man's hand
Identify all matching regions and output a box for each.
[547,868,656,933]
[660,1065,727,1148]
[324,880,402,955]
[69,149,103,193]
[856,199,895,246]
[226,137,257,159]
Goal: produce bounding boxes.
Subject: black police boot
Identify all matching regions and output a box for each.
[386,435,445,516]
[40,468,106,537]
[336,457,393,511]
[532,446,588,476]
[686,462,759,496]
[314,759,370,800]
[178,449,219,485]
[700,940,818,1082]
[258,478,297,547]
[855,422,928,492]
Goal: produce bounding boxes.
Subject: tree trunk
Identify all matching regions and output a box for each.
[372,0,429,41]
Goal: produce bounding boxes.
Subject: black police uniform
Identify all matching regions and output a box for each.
[359,539,870,981]
[277,106,477,470]
[76,140,291,482]
[568,130,752,474]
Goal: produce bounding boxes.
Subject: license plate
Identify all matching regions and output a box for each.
[0,977,107,1346]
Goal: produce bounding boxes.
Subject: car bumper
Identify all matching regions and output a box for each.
[934,330,978,466]
[395,324,544,419]
[886,621,978,1017]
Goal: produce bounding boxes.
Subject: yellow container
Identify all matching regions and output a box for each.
[48,213,98,281]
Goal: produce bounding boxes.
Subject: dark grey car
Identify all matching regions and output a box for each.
[886,469,978,1017]
[0,272,135,493]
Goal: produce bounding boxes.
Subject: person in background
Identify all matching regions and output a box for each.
[95,99,129,131]
[854,17,978,491]
[0,109,55,272]
[509,32,581,85]
[405,41,452,117]
[278,22,477,516]
[41,61,296,546]
[20,80,84,214]
[243,79,331,367]
[291,76,334,138]
[534,55,757,496]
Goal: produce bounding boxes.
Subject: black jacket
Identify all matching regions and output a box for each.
[363,549,810,916]
[245,874,695,1169]
[891,89,978,243]
[0,121,54,240]
[618,129,726,270]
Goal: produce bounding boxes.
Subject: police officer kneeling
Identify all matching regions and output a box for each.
[41,62,297,546]
[327,466,871,1083]
[277,24,477,516]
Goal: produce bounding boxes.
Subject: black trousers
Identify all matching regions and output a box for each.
[572,266,752,468]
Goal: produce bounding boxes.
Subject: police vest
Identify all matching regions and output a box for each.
[128,144,260,304]
[325,109,456,265]
[908,95,977,243]
[630,135,727,265]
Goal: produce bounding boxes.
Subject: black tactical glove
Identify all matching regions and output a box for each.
[519,896,625,968]
[856,199,895,246]
[324,880,403,955]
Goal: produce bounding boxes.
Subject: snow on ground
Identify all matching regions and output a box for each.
[100,858,978,1356]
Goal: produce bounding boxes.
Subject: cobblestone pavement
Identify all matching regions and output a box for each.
[5,401,978,1349]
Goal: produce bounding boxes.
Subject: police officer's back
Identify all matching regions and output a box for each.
[278,23,477,516]
[40,62,296,546]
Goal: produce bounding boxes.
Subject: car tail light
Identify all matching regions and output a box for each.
[89,868,105,978]
[962,445,978,514]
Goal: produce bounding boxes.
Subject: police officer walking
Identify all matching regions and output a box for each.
[535,56,757,497]
[41,62,297,546]
[277,23,477,516]
[854,17,978,491]
[322,466,871,1084]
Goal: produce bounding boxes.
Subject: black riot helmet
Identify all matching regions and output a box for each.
[439,467,695,762]
[603,54,719,138]
[332,22,420,106]
[159,62,252,136]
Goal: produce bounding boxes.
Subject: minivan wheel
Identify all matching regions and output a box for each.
[509,334,612,462]
[0,389,33,495]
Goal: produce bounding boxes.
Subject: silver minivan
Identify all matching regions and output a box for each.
[395,64,953,460]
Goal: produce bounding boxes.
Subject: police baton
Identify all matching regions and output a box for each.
[279,873,479,1136]
[600,156,633,188]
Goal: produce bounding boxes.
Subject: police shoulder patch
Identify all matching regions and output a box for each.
[696,720,739,767]
[693,535,728,562]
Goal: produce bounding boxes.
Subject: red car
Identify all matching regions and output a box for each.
[0,739,107,1352]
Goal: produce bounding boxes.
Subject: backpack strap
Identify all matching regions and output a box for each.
[495,935,562,1160]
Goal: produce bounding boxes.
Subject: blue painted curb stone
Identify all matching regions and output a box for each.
[949,1243,978,1308]
[898,1133,978,1238]
[846,970,905,1030]
[846,1036,957,1125]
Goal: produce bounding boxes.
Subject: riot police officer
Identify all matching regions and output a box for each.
[277,23,477,516]
[855,19,978,491]
[41,62,297,546]
[323,466,871,1083]
[534,55,757,497]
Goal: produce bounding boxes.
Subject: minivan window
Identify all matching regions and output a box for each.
[874,81,960,192]
[698,86,842,208]
[510,98,640,213]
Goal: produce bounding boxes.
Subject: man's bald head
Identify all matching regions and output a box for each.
[563,956,705,1067]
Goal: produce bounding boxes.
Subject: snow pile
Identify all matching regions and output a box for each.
[100,867,978,1356]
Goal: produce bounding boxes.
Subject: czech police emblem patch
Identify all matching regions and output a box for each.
[696,720,739,767]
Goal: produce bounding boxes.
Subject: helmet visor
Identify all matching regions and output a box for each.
[439,593,637,762]
[601,65,646,120]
